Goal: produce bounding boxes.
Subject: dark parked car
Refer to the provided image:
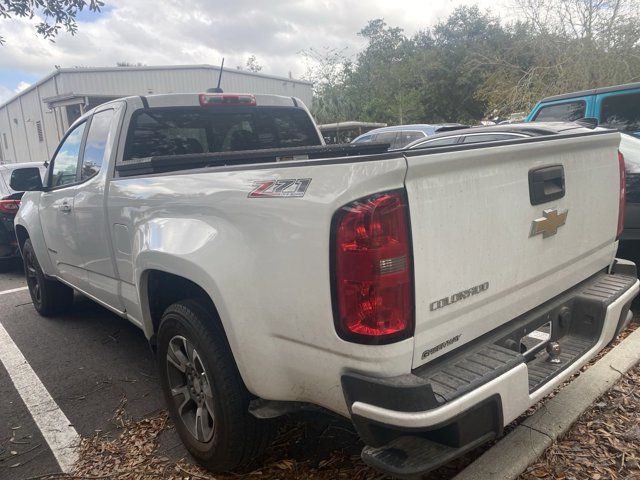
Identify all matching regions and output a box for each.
[0,162,46,270]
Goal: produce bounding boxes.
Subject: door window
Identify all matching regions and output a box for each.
[375,131,399,149]
[533,101,586,122]
[397,131,425,148]
[600,92,640,134]
[462,133,524,144]
[50,122,87,187]
[81,110,115,180]
[353,134,373,143]
[414,136,460,148]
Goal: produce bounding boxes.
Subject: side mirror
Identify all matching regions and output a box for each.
[10,167,43,192]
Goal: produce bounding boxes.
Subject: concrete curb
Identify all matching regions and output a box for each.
[453,326,640,480]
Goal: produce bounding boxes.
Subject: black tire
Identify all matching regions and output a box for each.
[22,239,74,316]
[157,299,273,472]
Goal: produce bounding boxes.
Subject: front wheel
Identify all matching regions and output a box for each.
[157,299,273,472]
[22,239,74,316]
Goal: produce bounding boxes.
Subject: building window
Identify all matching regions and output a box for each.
[36,121,44,143]
[2,133,7,150]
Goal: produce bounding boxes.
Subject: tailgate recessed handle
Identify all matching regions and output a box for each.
[529,165,565,205]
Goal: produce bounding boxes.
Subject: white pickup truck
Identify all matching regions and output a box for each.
[11,93,639,478]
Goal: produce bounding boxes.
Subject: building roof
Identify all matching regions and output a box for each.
[0,64,313,110]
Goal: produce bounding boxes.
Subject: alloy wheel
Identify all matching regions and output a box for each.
[166,335,215,442]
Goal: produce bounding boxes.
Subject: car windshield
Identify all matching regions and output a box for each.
[123,106,321,160]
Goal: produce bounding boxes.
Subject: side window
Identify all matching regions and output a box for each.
[462,134,522,144]
[398,131,425,148]
[418,136,460,147]
[50,122,87,187]
[376,131,399,148]
[353,134,373,143]
[81,110,115,180]
[600,93,640,133]
[533,101,586,122]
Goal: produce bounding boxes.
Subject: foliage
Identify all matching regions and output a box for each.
[245,55,263,72]
[0,0,104,45]
[306,1,640,124]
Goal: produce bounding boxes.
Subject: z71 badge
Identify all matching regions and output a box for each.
[249,178,312,198]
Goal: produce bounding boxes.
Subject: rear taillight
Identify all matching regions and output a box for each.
[332,191,414,344]
[617,150,626,240]
[0,199,20,214]
[199,93,256,107]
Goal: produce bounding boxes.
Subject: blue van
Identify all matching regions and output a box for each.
[526,82,640,138]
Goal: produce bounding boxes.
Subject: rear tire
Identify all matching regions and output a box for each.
[157,299,273,472]
[22,239,74,316]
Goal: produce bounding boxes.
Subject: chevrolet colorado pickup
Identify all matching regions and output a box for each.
[11,93,639,479]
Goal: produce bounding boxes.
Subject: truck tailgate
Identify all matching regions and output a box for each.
[406,132,621,368]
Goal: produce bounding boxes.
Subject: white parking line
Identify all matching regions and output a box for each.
[0,322,79,473]
[0,286,28,296]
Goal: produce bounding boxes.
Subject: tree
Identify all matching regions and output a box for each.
[245,55,263,72]
[301,46,357,124]
[0,0,104,45]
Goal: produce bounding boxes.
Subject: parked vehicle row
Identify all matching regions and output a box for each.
[5,91,637,479]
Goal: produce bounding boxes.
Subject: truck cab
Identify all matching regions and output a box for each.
[527,81,640,138]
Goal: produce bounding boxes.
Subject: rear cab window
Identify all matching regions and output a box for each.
[600,92,640,136]
[533,101,586,122]
[123,107,321,160]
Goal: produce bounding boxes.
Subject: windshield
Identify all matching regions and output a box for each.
[124,106,321,160]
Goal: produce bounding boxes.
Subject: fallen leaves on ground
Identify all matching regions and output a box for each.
[520,364,640,480]
[29,322,640,480]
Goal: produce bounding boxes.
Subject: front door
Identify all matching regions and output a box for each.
[73,104,126,313]
[40,121,88,288]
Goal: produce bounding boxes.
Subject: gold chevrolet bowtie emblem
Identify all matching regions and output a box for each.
[530,209,568,238]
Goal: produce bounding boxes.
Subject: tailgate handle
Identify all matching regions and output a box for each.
[529,165,565,205]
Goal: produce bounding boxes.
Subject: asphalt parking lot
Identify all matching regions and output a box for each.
[0,261,187,479]
[0,260,474,480]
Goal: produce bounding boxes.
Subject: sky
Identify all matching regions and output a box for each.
[0,0,511,103]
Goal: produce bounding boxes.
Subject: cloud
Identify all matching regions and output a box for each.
[15,81,30,93]
[0,0,511,85]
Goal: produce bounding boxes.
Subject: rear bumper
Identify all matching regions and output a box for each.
[342,266,639,478]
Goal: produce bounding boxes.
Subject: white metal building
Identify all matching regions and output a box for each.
[0,64,314,164]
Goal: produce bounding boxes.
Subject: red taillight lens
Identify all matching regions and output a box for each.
[617,150,626,240]
[199,93,257,107]
[332,191,413,344]
[0,199,20,214]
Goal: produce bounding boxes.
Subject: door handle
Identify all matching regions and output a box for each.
[529,165,565,205]
[59,203,72,213]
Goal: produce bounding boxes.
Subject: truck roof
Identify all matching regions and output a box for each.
[541,81,640,103]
